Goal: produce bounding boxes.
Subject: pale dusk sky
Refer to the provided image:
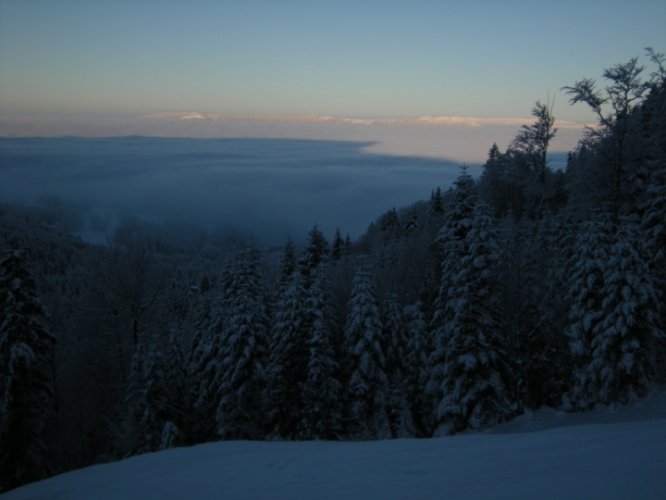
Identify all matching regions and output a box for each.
[1,0,665,161]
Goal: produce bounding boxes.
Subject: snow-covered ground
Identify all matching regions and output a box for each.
[4,392,666,499]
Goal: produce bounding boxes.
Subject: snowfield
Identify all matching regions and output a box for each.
[4,392,666,500]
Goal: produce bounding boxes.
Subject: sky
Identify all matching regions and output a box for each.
[1,0,665,161]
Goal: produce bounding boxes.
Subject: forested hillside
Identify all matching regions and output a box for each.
[1,52,665,493]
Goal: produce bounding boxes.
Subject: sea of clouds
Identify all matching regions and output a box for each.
[0,136,477,243]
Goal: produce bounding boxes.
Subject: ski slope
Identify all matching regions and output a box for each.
[4,392,666,499]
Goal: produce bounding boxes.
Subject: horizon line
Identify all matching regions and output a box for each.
[144,111,590,130]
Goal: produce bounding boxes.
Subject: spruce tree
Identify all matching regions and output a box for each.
[435,170,477,290]
[123,333,185,455]
[279,239,297,284]
[429,187,444,216]
[591,220,660,405]
[215,249,269,439]
[379,208,401,240]
[300,225,329,287]
[161,329,185,447]
[382,295,415,437]
[403,207,419,234]
[479,143,508,216]
[403,301,430,436]
[513,215,571,409]
[266,271,308,438]
[642,163,665,318]
[123,343,169,455]
[0,250,56,492]
[428,171,477,428]
[188,296,226,443]
[642,163,666,377]
[301,267,343,439]
[331,228,345,261]
[563,217,613,410]
[123,343,146,454]
[433,206,512,434]
[343,265,390,439]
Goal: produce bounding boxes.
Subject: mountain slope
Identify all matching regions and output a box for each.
[3,392,666,499]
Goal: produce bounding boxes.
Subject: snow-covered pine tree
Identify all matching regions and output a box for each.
[382,295,415,438]
[344,234,353,254]
[331,228,345,261]
[300,267,343,439]
[123,339,180,456]
[563,216,613,410]
[187,291,226,443]
[123,343,146,454]
[427,170,477,429]
[403,301,431,436]
[279,239,297,284]
[494,215,530,407]
[428,187,444,216]
[215,249,269,440]
[177,271,215,443]
[343,264,390,439]
[300,224,329,287]
[434,205,512,434]
[516,214,572,409]
[433,170,477,318]
[402,207,419,234]
[190,253,263,443]
[124,344,157,455]
[641,162,666,378]
[589,219,661,405]
[0,250,56,492]
[379,208,401,240]
[266,270,308,439]
[160,329,185,447]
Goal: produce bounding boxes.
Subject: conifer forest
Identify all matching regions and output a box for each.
[1,52,665,493]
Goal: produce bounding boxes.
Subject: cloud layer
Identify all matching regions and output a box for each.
[145,112,588,130]
[0,136,469,243]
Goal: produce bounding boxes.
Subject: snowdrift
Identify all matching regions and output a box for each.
[4,392,666,499]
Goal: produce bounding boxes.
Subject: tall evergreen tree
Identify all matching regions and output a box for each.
[379,208,401,240]
[382,295,415,437]
[123,331,184,455]
[300,225,329,287]
[642,162,666,376]
[0,250,56,492]
[513,215,572,409]
[187,290,226,443]
[301,267,343,439]
[266,271,308,438]
[331,228,345,261]
[479,143,510,217]
[563,217,613,410]
[402,207,419,234]
[215,249,269,439]
[402,301,430,435]
[428,170,477,427]
[343,265,390,439]
[429,187,444,216]
[432,206,512,434]
[278,239,297,284]
[123,342,171,455]
[590,220,660,405]
[160,329,185,448]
